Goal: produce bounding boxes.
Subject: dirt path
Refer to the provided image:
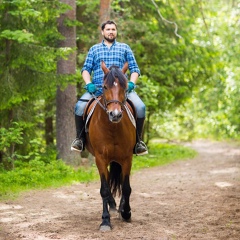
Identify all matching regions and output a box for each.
[0,140,239,240]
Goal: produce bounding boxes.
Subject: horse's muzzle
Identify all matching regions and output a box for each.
[108,109,123,123]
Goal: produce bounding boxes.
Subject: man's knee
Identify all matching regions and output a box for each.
[136,103,145,118]
[75,92,92,116]
[75,100,87,116]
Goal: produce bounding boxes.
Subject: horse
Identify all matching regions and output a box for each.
[85,61,136,231]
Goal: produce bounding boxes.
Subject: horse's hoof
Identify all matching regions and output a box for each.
[119,212,132,222]
[109,207,118,214]
[99,225,112,232]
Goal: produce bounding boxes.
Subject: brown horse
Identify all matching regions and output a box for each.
[85,61,136,231]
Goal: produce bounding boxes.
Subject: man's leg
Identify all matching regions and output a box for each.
[71,92,92,152]
[135,117,148,155]
[71,115,85,152]
[127,92,148,156]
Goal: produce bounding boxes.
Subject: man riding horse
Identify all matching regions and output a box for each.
[71,20,148,156]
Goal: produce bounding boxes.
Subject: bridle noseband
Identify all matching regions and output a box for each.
[90,87,127,114]
[102,87,127,111]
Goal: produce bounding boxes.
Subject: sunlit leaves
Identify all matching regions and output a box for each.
[0,29,34,43]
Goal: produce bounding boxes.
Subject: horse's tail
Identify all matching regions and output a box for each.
[109,161,122,197]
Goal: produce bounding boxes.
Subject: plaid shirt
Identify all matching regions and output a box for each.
[81,40,140,89]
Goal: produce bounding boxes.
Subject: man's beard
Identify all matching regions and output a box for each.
[104,36,115,43]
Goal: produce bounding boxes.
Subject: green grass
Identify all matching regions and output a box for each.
[0,142,197,201]
[132,142,197,171]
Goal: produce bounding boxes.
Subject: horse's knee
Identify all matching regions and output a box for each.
[100,186,111,199]
[100,175,111,199]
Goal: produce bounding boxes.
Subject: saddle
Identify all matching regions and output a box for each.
[83,96,136,132]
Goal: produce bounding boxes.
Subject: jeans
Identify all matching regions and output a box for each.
[75,91,145,118]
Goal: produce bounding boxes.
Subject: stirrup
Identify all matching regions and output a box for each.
[70,138,84,152]
[134,141,148,156]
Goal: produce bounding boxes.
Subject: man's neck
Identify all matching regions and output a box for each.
[104,40,114,48]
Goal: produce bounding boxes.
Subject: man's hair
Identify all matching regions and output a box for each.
[101,20,117,30]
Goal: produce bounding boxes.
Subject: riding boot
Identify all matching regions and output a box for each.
[134,117,148,156]
[70,115,85,152]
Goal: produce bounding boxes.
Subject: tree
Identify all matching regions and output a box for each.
[99,0,111,40]
[0,0,68,167]
[56,0,79,164]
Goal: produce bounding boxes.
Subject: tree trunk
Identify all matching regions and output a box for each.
[99,0,111,41]
[99,0,111,24]
[44,100,54,146]
[56,0,79,165]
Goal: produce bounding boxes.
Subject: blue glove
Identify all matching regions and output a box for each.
[127,81,135,92]
[85,83,97,93]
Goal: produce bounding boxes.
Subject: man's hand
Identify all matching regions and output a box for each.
[127,81,135,92]
[85,83,97,93]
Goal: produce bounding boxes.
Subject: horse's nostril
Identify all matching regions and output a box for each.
[118,111,123,118]
[108,109,123,123]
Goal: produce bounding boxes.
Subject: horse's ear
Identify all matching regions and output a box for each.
[122,62,128,74]
[101,61,109,74]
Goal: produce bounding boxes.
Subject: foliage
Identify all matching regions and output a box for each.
[0,0,76,110]
[0,121,57,169]
[0,0,239,170]
[153,0,240,140]
[0,142,197,200]
[0,0,78,166]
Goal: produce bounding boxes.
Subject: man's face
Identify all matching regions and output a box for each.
[102,24,117,43]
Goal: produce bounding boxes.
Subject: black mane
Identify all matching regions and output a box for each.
[104,65,127,89]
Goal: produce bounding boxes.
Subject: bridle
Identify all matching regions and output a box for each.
[102,85,128,110]
[91,84,128,113]
[88,85,135,127]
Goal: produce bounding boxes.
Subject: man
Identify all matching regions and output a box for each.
[71,20,148,155]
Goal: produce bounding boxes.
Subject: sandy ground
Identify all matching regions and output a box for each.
[0,140,239,240]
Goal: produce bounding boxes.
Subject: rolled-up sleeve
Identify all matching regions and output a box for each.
[125,45,140,76]
[81,47,94,75]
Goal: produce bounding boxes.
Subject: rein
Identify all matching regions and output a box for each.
[89,91,136,128]
[90,93,106,111]
[91,87,128,112]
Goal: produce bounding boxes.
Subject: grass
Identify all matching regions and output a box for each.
[132,141,197,171]
[0,141,197,201]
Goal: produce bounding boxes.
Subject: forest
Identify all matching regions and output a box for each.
[0,0,239,171]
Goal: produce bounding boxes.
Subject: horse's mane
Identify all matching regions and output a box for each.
[104,65,127,89]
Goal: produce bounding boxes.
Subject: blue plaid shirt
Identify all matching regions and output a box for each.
[81,40,140,93]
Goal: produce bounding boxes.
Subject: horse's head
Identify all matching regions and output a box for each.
[101,61,128,123]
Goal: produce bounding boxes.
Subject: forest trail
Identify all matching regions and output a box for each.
[0,140,239,240]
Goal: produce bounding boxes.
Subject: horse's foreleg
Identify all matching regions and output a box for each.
[119,175,132,221]
[108,194,117,211]
[99,173,112,231]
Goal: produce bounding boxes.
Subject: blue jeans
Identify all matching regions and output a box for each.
[75,91,145,118]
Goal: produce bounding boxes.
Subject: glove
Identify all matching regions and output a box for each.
[127,81,135,92]
[85,83,97,93]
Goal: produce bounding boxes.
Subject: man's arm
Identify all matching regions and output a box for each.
[82,70,91,85]
[130,72,139,84]
[125,44,140,82]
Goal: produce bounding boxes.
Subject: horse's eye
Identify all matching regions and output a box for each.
[103,85,107,90]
